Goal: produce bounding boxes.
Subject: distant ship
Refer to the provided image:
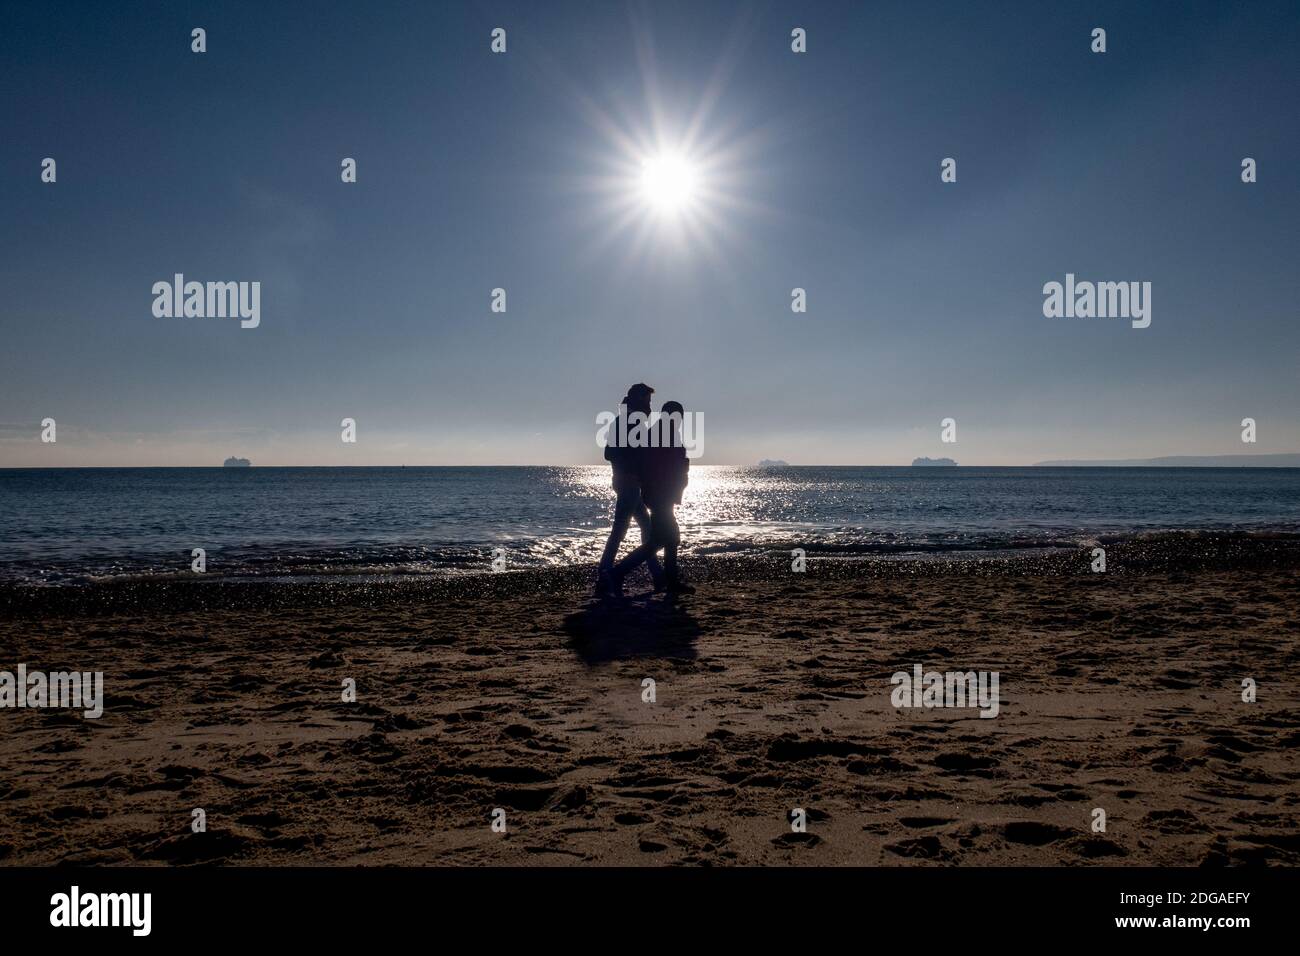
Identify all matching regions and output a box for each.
[912,457,957,466]
[757,459,789,467]
[223,457,251,468]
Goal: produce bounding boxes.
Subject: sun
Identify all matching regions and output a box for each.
[637,152,700,215]
[560,16,772,264]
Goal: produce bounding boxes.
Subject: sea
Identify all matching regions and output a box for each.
[1,466,1298,585]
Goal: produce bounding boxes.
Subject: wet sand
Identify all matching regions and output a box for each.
[1,535,1298,866]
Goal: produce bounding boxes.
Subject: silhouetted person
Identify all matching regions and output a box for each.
[612,400,694,595]
[596,383,664,596]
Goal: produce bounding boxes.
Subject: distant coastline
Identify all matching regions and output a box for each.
[1034,453,1300,467]
[912,457,957,467]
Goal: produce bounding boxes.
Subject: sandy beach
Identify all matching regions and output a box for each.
[2,535,1297,867]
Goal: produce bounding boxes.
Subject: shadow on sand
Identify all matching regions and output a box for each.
[562,593,702,664]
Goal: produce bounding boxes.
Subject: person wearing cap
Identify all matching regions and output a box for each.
[596,383,665,596]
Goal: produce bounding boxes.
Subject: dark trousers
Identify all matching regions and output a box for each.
[614,494,679,582]
[599,481,664,581]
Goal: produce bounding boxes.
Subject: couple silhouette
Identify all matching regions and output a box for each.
[596,382,694,597]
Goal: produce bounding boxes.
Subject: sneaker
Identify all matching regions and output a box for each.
[665,580,696,596]
[593,570,615,598]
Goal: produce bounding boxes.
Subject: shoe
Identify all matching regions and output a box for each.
[606,570,625,598]
[594,570,615,598]
[665,580,696,596]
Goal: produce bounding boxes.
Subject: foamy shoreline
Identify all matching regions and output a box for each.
[2,531,1297,616]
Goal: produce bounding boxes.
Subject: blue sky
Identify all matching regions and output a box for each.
[2,0,1297,465]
